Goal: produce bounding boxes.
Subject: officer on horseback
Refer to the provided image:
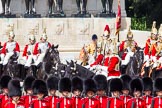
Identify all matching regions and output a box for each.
[0,28,20,66]
[33,28,51,67]
[144,21,158,67]
[119,27,138,66]
[22,29,36,68]
[90,25,121,79]
[153,24,162,70]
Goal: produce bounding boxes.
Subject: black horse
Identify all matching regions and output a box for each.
[121,47,144,78]
[37,44,61,80]
[64,60,95,79]
[3,53,21,78]
[49,62,67,79]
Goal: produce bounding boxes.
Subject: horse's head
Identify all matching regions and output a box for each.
[50,63,66,79]
[48,44,60,64]
[134,47,144,63]
[66,60,78,76]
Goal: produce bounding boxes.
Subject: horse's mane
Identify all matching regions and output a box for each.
[43,49,51,62]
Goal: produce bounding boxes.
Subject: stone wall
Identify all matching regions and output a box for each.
[1,0,127,17]
[0,17,131,51]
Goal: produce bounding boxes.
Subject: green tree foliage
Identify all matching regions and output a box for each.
[126,0,162,30]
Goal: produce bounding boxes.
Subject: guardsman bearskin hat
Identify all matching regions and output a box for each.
[127,26,133,38]
[84,78,97,93]
[59,77,71,92]
[142,77,153,91]
[154,78,162,92]
[24,76,35,92]
[0,75,11,89]
[130,78,143,92]
[109,78,123,92]
[120,74,132,90]
[47,76,59,90]
[151,21,158,35]
[92,34,98,40]
[8,79,22,97]
[94,75,107,91]
[103,25,110,36]
[71,76,83,92]
[32,79,48,95]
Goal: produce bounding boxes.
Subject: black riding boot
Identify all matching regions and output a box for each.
[33,66,37,78]
[120,65,127,74]
[0,64,3,76]
[1,0,5,15]
[25,0,29,14]
[6,0,11,15]
[108,0,113,13]
[144,67,149,77]
[101,0,106,13]
[76,0,81,14]
[2,65,7,72]
[48,0,53,14]
[82,0,87,14]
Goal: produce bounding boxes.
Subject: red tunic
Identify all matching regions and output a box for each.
[80,97,100,108]
[31,98,50,108]
[120,95,132,108]
[102,56,121,77]
[142,95,152,108]
[119,40,137,60]
[58,97,74,108]
[0,94,9,108]
[45,96,59,108]
[71,97,82,108]
[144,39,151,56]
[22,44,35,57]
[109,97,124,108]
[3,98,25,108]
[1,42,20,54]
[90,54,104,67]
[95,96,109,108]
[103,57,109,66]
[21,95,37,108]
[33,42,51,55]
[126,98,146,108]
[152,97,162,108]
[107,56,121,77]
[144,38,157,57]
[119,41,125,52]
